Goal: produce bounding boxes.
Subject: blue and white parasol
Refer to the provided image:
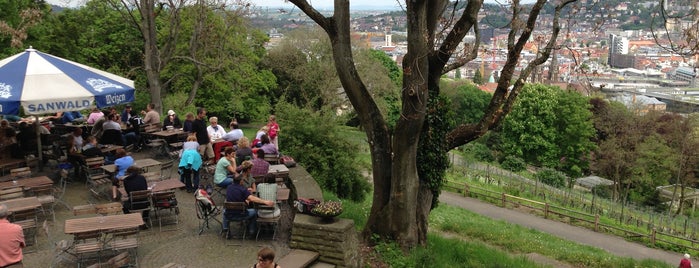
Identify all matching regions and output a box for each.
[0,47,135,115]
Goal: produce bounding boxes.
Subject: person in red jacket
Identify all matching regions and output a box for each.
[680,253,693,268]
[266,115,279,150]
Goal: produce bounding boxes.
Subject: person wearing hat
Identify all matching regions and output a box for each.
[680,253,693,268]
[162,109,182,130]
[0,204,25,267]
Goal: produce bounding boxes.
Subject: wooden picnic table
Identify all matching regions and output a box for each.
[268,164,289,178]
[118,178,185,197]
[102,158,162,174]
[99,144,123,154]
[64,213,144,234]
[149,178,185,192]
[0,176,53,190]
[0,196,41,214]
[151,129,184,139]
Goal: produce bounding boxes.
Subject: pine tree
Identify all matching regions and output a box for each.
[473,68,483,85]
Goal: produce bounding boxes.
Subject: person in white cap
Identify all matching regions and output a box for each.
[162,109,182,130]
[0,204,24,268]
[680,253,693,268]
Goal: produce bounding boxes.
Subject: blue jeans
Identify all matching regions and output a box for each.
[223,208,257,234]
[216,176,234,188]
[180,168,200,190]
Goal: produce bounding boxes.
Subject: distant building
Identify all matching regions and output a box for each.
[611,94,667,114]
[674,67,698,87]
[608,34,629,68]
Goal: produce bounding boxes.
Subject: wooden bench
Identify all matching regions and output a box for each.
[277,249,319,268]
[95,202,123,215]
[86,251,130,268]
[73,204,97,216]
[0,159,25,176]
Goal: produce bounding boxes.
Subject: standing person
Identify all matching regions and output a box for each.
[266,115,280,150]
[0,204,24,268]
[121,105,135,125]
[141,103,160,125]
[214,147,238,188]
[252,247,281,268]
[179,137,203,193]
[192,107,214,161]
[162,110,182,130]
[680,253,693,268]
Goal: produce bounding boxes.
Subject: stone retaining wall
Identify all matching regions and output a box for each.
[290,214,359,268]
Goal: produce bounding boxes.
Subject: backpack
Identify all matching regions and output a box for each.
[195,188,216,212]
[295,198,321,214]
[280,155,296,167]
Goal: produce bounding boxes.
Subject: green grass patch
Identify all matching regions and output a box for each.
[429,204,672,268]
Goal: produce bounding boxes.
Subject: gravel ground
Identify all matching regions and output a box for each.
[22,151,302,268]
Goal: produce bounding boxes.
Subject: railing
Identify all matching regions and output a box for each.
[447,179,699,253]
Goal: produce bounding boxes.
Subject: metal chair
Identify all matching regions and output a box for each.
[104,226,139,266]
[0,186,24,201]
[255,204,281,241]
[42,220,75,268]
[222,201,249,240]
[11,207,38,247]
[73,230,104,268]
[151,190,179,231]
[195,199,221,235]
[9,167,31,179]
[127,190,152,228]
[159,159,175,180]
[28,184,56,222]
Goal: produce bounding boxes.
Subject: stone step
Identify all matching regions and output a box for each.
[309,261,336,268]
[278,249,319,268]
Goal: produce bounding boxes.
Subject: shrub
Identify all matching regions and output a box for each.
[501,155,526,172]
[462,143,494,162]
[276,101,370,201]
[535,168,567,188]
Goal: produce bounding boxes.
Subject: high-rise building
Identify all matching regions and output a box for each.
[608,34,629,67]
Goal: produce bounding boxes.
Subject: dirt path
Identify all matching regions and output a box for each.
[439,191,680,266]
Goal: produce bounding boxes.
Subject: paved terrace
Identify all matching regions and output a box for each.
[23,150,324,268]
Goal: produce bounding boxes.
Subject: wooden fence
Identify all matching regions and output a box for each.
[444,180,699,253]
[451,160,699,240]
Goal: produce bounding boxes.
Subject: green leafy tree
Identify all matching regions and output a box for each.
[441,81,491,125]
[472,68,483,85]
[0,0,48,55]
[498,84,595,177]
[288,0,579,249]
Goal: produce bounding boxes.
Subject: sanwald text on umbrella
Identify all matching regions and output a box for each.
[27,99,91,113]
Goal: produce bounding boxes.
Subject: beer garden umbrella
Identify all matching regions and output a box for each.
[0,47,135,167]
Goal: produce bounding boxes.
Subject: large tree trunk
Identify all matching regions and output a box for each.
[291,0,576,249]
[140,0,163,113]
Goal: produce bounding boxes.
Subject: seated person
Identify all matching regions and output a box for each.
[236,160,256,194]
[71,127,84,149]
[163,110,182,130]
[101,113,126,145]
[66,136,85,175]
[235,137,253,165]
[121,166,148,215]
[206,117,226,140]
[256,174,280,219]
[178,141,202,193]
[81,136,104,158]
[62,111,85,124]
[111,148,134,200]
[222,121,244,142]
[182,112,195,132]
[222,173,274,237]
[250,149,270,177]
[252,126,268,148]
[121,105,135,125]
[214,147,238,188]
[259,134,278,156]
[86,107,104,125]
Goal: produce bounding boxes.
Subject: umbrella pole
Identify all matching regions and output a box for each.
[35,115,43,171]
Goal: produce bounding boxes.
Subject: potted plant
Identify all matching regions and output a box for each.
[311,200,343,222]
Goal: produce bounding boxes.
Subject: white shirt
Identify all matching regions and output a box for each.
[102,120,122,131]
[207,125,226,140]
[222,129,244,141]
